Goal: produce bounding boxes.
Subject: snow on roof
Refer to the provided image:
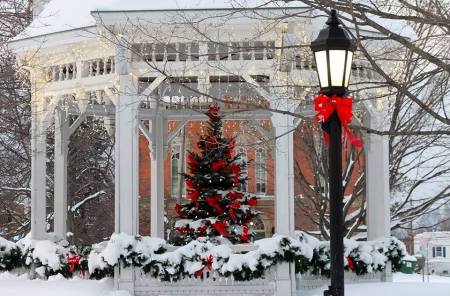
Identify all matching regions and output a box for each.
[13,0,305,41]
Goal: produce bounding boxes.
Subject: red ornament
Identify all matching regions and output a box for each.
[314,94,363,148]
[211,160,227,171]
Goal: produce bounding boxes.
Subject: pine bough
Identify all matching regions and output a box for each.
[0,231,408,281]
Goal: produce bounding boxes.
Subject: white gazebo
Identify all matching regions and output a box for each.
[10,1,391,295]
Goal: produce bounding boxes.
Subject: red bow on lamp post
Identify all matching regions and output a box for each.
[314,94,363,148]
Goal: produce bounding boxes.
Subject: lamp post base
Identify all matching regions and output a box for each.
[324,285,344,296]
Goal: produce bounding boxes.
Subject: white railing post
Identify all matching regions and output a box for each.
[53,105,69,238]
[30,89,48,240]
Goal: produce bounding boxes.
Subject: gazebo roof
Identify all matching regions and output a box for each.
[13,0,305,41]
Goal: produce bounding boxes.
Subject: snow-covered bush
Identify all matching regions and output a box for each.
[0,236,22,271]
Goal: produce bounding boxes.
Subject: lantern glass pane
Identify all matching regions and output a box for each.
[314,50,329,88]
[344,51,353,87]
[329,50,346,87]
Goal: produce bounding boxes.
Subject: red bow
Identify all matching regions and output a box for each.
[314,95,363,148]
[228,201,241,222]
[227,191,243,199]
[211,160,227,171]
[346,256,355,271]
[206,196,223,214]
[212,221,229,237]
[187,190,200,202]
[247,197,257,207]
[67,254,81,273]
[195,255,214,278]
[187,154,197,166]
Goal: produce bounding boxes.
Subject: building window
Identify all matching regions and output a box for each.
[171,144,182,197]
[255,148,266,194]
[250,217,266,241]
[433,246,446,258]
[237,147,247,192]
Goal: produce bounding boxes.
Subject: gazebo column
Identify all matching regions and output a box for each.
[365,112,391,281]
[30,99,48,240]
[53,106,69,238]
[271,111,296,296]
[150,114,166,238]
[365,112,390,240]
[114,39,139,293]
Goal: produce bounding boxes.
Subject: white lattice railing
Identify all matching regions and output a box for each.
[134,268,276,296]
[84,57,115,77]
[47,63,77,82]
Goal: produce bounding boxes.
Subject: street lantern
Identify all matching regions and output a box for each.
[310,9,356,96]
[310,9,358,296]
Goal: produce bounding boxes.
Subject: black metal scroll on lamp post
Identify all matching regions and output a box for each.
[310,10,357,296]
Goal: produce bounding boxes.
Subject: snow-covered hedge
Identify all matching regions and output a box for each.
[0,232,408,281]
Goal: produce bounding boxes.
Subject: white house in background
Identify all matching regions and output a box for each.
[415,232,450,276]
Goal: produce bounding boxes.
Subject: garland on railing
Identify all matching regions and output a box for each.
[0,232,408,281]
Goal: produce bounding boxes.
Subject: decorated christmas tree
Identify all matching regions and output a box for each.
[174,105,259,245]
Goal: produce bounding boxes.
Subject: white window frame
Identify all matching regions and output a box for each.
[255,147,266,194]
[237,147,248,192]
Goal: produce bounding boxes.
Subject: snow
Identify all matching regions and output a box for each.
[0,273,131,296]
[70,191,105,213]
[304,273,450,296]
[1,271,450,296]
[13,0,306,40]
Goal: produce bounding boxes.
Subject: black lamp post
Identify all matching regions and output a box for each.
[310,10,356,296]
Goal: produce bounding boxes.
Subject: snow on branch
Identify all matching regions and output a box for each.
[69,191,106,213]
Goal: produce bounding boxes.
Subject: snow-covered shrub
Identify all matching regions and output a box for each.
[0,236,23,271]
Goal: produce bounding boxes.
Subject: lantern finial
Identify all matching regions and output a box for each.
[326,9,340,26]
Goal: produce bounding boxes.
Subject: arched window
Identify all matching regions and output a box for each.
[255,147,266,194]
[237,147,247,192]
[250,217,266,241]
[171,144,181,197]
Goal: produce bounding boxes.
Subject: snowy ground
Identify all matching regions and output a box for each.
[0,272,131,296]
[1,272,449,296]
[304,272,450,296]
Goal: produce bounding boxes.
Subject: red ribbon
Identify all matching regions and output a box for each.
[314,95,363,148]
[67,254,81,273]
[240,226,250,242]
[211,160,227,171]
[247,197,257,207]
[195,255,214,278]
[206,196,223,214]
[227,191,243,199]
[346,256,355,271]
[212,221,229,237]
[228,201,241,222]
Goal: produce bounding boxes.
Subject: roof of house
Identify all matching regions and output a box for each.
[12,0,305,41]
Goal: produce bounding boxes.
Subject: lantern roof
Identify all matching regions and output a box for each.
[310,10,357,53]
